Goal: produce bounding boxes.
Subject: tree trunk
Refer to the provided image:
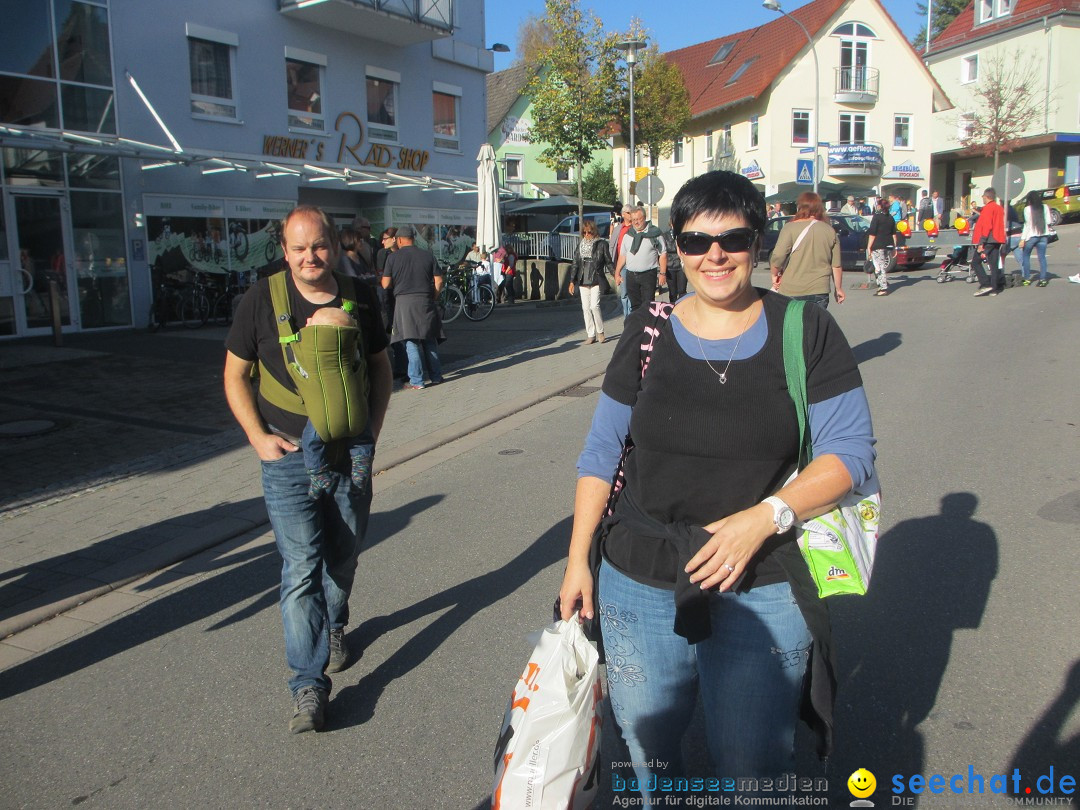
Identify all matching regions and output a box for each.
[993,146,1000,174]
[576,161,584,232]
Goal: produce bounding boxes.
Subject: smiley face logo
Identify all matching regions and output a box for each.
[848,768,876,798]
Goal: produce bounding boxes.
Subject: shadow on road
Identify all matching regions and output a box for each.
[329,516,572,731]
[826,492,998,805]
[851,331,902,364]
[1007,658,1080,799]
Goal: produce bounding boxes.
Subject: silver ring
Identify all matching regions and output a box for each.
[724,564,735,573]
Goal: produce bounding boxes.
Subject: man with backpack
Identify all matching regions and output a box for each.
[224,205,392,734]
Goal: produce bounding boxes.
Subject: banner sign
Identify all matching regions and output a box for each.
[741,160,765,181]
[883,161,923,179]
[827,144,883,165]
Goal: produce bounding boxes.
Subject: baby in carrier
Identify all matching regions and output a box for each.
[301,306,374,499]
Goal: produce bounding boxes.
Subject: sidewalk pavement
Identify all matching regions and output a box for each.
[0,297,624,659]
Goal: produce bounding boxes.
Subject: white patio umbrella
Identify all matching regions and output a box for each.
[475,143,502,253]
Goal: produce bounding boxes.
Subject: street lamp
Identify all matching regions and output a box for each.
[487,43,510,53]
[616,39,646,204]
[762,0,819,194]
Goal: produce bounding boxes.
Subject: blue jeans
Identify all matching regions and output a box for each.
[261,450,372,695]
[618,278,631,320]
[404,339,443,387]
[598,563,811,801]
[1020,236,1048,281]
[792,293,829,310]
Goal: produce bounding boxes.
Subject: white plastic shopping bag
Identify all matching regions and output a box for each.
[492,616,603,810]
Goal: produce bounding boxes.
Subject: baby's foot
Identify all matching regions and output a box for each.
[308,468,336,499]
[351,452,373,491]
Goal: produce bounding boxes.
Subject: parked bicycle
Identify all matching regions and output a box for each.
[438,260,494,323]
[148,273,203,331]
[209,270,249,326]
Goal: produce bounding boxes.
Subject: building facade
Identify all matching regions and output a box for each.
[925,0,1080,212]
[612,0,949,223]
[1,0,492,339]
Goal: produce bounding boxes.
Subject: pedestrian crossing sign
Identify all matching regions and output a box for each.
[797,159,814,185]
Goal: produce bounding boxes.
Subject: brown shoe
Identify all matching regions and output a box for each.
[597,333,606,344]
[584,336,595,345]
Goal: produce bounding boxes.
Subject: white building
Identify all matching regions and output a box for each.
[1,0,493,338]
[925,0,1080,213]
[613,0,950,222]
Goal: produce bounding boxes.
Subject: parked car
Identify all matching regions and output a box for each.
[548,212,612,261]
[1016,183,1080,226]
[759,215,936,271]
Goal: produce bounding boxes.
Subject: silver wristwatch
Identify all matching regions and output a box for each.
[763,496,796,534]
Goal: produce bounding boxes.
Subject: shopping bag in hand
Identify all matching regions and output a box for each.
[492,616,603,810]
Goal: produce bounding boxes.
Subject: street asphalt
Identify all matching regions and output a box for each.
[0,226,1078,808]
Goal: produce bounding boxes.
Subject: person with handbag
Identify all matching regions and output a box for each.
[971,187,1007,297]
[1018,190,1053,287]
[769,192,845,308]
[558,171,877,802]
[568,219,611,345]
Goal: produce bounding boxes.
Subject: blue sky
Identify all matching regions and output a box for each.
[485,0,928,71]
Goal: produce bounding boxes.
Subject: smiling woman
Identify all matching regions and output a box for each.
[559,172,878,802]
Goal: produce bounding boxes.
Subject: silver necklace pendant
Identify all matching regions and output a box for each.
[718,373,728,384]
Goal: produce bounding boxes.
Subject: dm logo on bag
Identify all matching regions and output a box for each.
[826,565,852,581]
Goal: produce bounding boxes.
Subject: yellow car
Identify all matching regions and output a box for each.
[1034,183,1080,226]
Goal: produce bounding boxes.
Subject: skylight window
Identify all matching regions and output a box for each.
[725,58,755,85]
[710,41,737,65]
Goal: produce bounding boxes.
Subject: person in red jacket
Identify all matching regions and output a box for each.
[971,187,1007,297]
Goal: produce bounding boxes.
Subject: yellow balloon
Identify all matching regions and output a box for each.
[954,217,968,230]
[848,768,877,798]
[923,219,937,231]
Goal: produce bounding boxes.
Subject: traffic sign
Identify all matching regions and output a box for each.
[637,174,665,205]
[797,159,814,185]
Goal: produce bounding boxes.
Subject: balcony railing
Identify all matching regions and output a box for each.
[279,0,453,46]
[827,142,884,177]
[834,67,879,104]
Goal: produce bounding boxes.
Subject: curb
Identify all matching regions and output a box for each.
[0,358,612,640]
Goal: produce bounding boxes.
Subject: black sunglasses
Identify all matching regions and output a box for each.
[676,227,757,256]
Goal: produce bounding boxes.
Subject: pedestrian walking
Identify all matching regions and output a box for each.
[609,204,633,319]
[932,190,945,229]
[971,188,1006,297]
[865,198,897,296]
[558,170,876,804]
[568,219,610,345]
[1018,190,1053,287]
[381,225,446,389]
[614,206,667,312]
[769,191,845,309]
[224,204,392,734]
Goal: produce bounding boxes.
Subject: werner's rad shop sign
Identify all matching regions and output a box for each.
[261,111,431,173]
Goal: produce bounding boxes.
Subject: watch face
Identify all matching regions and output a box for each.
[778,507,796,530]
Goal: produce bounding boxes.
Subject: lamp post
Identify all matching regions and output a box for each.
[762,0,819,194]
[616,39,646,204]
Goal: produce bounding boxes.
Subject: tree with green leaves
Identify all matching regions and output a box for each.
[959,50,1045,172]
[615,44,692,171]
[913,0,968,50]
[582,161,618,205]
[524,0,621,227]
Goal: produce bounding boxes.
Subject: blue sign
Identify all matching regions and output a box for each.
[827,143,884,166]
[799,147,815,154]
[796,159,814,185]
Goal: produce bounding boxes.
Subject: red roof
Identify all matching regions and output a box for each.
[664,0,847,119]
[931,0,1080,52]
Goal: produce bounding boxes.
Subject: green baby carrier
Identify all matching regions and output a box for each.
[256,271,369,443]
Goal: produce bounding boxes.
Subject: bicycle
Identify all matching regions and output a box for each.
[179,271,214,328]
[148,274,189,332]
[438,261,494,323]
[208,270,248,326]
[229,221,249,261]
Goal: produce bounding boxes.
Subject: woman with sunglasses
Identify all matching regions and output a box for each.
[568,218,611,344]
[769,191,845,308]
[558,171,876,802]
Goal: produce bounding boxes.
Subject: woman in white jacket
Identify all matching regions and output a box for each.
[1019,190,1052,287]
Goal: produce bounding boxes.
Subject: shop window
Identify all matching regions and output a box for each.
[433,83,461,151]
[0,75,60,128]
[0,3,53,77]
[366,69,400,142]
[56,1,113,86]
[67,154,120,190]
[839,113,866,144]
[961,54,979,84]
[71,190,131,329]
[749,115,759,149]
[61,84,116,134]
[187,26,238,119]
[894,114,911,149]
[286,48,326,132]
[792,110,810,145]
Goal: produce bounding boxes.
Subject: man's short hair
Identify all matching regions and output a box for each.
[629,206,645,218]
[983,188,997,201]
[281,205,339,252]
[621,205,633,215]
[396,224,416,239]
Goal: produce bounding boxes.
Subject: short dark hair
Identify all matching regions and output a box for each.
[669,170,766,236]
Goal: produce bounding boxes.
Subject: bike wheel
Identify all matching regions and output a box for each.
[463,284,495,321]
[439,285,464,323]
[147,297,163,332]
[210,293,233,326]
[233,232,249,260]
[180,291,209,328]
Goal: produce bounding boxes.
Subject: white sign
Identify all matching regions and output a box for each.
[143,195,225,217]
[500,116,531,146]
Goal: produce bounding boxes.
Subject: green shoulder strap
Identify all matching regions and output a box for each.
[256,271,362,416]
[781,299,812,469]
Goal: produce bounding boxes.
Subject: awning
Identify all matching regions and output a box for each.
[503,195,611,214]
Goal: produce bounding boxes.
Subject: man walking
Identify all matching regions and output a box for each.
[608,204,633,318]
[381,225,445,389]
[971,187,1006,297]
[841,196,858,215]
[932,190,945,229]
[224,205,392,733]
[614,206,667,312]
[917,191,934,231]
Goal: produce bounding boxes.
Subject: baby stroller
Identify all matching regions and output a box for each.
[937,244,978,284]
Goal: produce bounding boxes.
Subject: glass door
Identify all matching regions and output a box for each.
[11,194,77,334]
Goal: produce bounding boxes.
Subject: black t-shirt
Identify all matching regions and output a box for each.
[867,211,897,245]
[601,291,862,589]
[382,245,442,296]
[225,271,389,438]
